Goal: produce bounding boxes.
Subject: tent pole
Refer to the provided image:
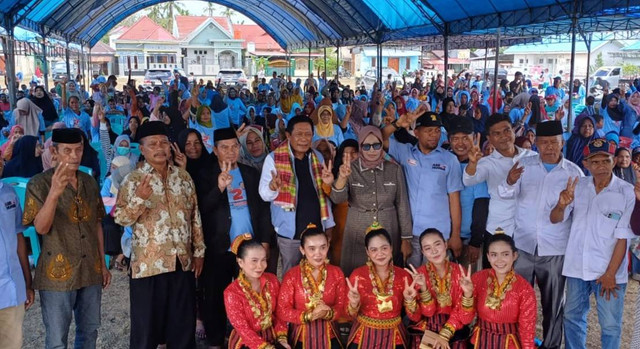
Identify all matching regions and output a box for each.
[65,40,70,79]
[378,43,383,90]
[5,25,17,110]
[443,34,449,90]
[336,44,340,80]
[492,28,501,113]
[585,33,592,94]
[483,41,488,81]
[324,47,327,82]
[568,3,578,132]
[42,35,49,91]
[308,45,311,77]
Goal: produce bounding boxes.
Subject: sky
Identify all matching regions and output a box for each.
[134,1,255,24]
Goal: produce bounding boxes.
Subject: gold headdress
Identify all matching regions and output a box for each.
[365,221,384,235]
[299,223,318,239]
[230,233,253,255]
[493,227,505,235]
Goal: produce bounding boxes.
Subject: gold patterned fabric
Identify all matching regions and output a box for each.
[22,169,105,291]
[114,162,205,279]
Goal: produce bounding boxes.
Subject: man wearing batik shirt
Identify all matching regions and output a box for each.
[115,121,205,348]
[22,128,110,349]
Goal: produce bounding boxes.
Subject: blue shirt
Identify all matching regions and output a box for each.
[459,162,490,240]
[388,138,464,238]
[0,182,26,310]
[62,108,91,138]
[227,168,254,248]
[312,124,345,147]
[545,86,565,100]
[226,98,248,126]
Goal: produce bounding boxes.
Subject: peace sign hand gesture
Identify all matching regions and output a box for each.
[269,170,283,192]
[404,264,426,292]
[171,142,186,169]
[506,161,524,186]
[403,277,418,301]
[338,153,352,179]
[346,277,361,308]
[458,264,474,297]
[468,133,483,164]
[218,161,234,192]
[321,160,334,186]
[558,176,579,208]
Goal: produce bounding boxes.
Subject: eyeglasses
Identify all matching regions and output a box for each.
[361,142,382,151]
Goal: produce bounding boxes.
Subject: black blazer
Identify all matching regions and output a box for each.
[196,162,272,255]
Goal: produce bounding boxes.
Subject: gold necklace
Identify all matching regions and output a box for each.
[300,258,327,310]
[238,271,273,330]
[485,270,516,310]
[367,260,394,313]
[427,261,452,308]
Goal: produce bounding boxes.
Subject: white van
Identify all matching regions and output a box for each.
[590,66,621,89]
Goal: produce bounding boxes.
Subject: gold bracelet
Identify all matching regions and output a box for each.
[324,309,335,320]
[277,334,288,342]
[347,302,359,315]
[419,290,432,304]
[404,298,417,312]
[438,323,455,341]
[461,295,474,309]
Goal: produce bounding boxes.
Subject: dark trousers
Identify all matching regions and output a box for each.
[130,262,196,349]
[202,252,237,346]
[515,248,565,349]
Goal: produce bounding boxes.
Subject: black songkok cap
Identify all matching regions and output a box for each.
[448,117,474,135]
[52,128,83,144]
[536,120,563,137]
[137,121,168,140]
[214,127,238,142]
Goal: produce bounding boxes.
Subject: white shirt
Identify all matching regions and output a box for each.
[463,146,536,236]
[497,155,584,256]
[562,175,636,284]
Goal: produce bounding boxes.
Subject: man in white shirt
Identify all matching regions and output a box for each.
[269,71,282,100]
[550,139,636,349]
[463,113,536,267]
[498,121,583,349]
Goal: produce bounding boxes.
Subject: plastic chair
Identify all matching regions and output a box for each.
[130,142,140,157]
[1,177,40,267]
[78,165,93,176]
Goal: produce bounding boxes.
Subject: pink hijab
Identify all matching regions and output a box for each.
[0,125,24,154]
[41,122,66,170]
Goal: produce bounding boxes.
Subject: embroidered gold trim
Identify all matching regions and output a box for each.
[47,253,72,281]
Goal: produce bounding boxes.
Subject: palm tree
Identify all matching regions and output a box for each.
[220,8,235,21]
[147,1,190,31]
[207,3,215,17]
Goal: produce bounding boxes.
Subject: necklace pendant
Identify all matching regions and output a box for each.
[306,293,322,310]
[436,293,452,307]
[376,294,393,313]
[485,295,501,310]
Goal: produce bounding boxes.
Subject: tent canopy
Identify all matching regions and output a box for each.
[0,0,639,49]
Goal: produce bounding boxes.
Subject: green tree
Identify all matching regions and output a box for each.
[314,56,338,77]
[147,2,190,32]
[252,56,270,71]
[220,8,235,21]
[207,3,215,17]
[590,52,604,74]
[622,62,640,77]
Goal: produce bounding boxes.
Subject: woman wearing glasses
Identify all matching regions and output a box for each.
[330,126,413,276]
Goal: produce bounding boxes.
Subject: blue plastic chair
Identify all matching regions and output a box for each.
[78,165,93,176]
[1,177,40,266]
[130,142,140,156]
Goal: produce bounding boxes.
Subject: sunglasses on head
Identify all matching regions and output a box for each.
[361,142,382,151]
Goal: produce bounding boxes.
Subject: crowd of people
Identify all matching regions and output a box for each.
[1,66,640,349]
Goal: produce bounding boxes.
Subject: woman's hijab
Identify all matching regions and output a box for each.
[177,128,210,179]
[349,99,368,136]
[30,87,58,123]
[332,138,358,178]
[13,98,42,137]
[358,125,385,169]
[606,95,624,122]
[42,122,66,170]
[613,147,636,184]
[210,94,227,114]
[2,135,43,178]
[566,114,596,166]
[196,105,213,128]
[315,105,335,138]
[239,125,268,170]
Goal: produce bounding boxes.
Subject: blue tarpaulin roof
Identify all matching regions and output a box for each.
[0,0,639,49]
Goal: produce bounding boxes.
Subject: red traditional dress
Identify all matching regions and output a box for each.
[277,259,348,348]
[409,261,474,349]
[224,272,288,349]
[470,269,537,349]
[346,262,420,349]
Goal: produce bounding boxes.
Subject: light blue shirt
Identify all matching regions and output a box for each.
[388,138,464,238]
[312,124,344,147]
[62,107,91,138]
[226,98,247,126]
[459,162,489,240]
[228,167,254,248]
[0,182,26,310]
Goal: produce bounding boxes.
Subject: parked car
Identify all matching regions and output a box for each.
[590,66,621,90]
[51,61,78,82]
[216,69,248,87]
[360,67,402,90]
[143,68,186,87]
